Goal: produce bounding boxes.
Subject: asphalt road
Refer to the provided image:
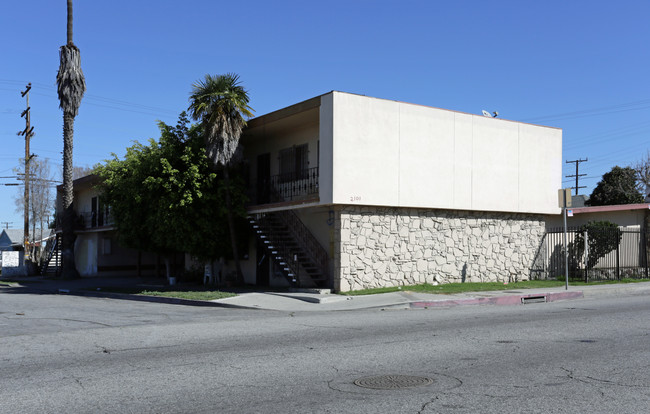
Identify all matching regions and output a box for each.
[1,290,649,413]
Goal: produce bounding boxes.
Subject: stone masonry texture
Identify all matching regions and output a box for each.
[334,206,545,292]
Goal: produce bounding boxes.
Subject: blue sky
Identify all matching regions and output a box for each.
[1,0,649,229]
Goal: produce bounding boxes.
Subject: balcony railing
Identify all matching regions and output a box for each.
[55,210,114,230]
[254,167,319,205]
[78,211,114,229]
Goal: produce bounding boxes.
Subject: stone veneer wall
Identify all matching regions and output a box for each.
[334,206,546,292]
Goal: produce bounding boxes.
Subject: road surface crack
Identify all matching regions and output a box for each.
[417,395,439,413]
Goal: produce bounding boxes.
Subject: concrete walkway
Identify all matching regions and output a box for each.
[2,275,650,312]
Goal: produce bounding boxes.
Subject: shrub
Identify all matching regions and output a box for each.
[569,221,622,270]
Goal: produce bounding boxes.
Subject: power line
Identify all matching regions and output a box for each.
[523,98,650,123]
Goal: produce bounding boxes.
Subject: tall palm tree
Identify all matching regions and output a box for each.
[56,0,86,278]
[188,73,253,281]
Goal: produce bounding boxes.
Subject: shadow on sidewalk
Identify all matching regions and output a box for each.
[0,275,282,309]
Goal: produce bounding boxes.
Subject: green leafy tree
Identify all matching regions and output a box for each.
[95,113,247,279]
[587,166,644,206]
[569,221,622,271]
[188,73,254,281]
[56,0,86,279]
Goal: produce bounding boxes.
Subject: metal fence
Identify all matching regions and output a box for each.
[532,227,649,281]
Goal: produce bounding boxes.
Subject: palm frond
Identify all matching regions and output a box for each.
[56,44,86,117]
[188,73,253,167]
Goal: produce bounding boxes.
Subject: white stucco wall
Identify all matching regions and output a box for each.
[75,233,98,276]
[319,93,334,205]
[329,92,562,215]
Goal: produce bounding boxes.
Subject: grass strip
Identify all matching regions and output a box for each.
[139,290,236,301]
[342,278,649,296]
[87,286,236,301]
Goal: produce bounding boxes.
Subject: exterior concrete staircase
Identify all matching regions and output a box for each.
[40,234,61,276]
[249,210,329,288]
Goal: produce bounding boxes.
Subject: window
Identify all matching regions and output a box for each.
[279,144,308,182]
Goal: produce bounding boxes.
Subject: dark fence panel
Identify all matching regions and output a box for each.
[533,227,649,281]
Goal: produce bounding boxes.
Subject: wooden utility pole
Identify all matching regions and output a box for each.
[19,83,34,260]
[566,158,588,196]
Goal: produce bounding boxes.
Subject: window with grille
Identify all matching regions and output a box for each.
[279,143,308,182]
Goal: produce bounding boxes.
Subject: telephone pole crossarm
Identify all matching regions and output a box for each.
[566,158,588,196]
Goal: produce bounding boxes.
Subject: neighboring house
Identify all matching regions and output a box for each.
[0,229,24,251]
[546,202,650,230]
[239,91,562,291]
[542,203,650,280]
[54,175,161,277]
[0,229,25,274]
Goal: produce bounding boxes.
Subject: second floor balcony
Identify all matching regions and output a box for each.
[251,166,319,206]
[55,209,114,232]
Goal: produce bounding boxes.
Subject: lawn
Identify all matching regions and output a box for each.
[342,278,649,296]
[88,286,236,301]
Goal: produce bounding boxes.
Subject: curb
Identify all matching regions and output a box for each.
[409,291,584,309]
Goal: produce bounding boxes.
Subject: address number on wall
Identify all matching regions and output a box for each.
[350,196,361,202]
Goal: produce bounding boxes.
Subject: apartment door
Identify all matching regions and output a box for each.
[91,197,98,227]
[257,153,271,204]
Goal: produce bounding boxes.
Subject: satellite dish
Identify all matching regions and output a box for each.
[481,110,499,118]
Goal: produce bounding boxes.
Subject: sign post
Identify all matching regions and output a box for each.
[558,189,572,290]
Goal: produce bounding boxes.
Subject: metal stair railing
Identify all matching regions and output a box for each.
[273,209,329,282]
[251,213,302,286]
[40,234,60,275]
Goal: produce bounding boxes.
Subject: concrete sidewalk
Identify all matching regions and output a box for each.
[211,282,650,311]
[2,275,650,312]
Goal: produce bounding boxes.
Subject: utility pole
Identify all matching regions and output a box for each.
[1,222,13,229]
[566,158,588,196]
[19,83,34,261]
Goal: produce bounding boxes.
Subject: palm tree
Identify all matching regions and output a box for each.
[188,73,253,281]
[56,0,86,278]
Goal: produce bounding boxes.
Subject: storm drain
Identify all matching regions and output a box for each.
[353,375,433,390]
[521,295,547,304]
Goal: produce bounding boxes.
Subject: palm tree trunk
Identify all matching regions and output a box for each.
[223,167,243,282]
[67,0,73,45]
[60,113,79,279]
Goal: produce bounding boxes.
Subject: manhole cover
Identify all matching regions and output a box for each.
[353,375,434,390]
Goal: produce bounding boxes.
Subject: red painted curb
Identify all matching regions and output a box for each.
[409,291,584,309]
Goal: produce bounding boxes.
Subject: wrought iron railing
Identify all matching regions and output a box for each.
[39,233,60,276]
[275,209,329,281]
[55,210,114,230]
[253,167,319,205]
[78,211,114,228]
[251,209,329,288]
[252,213,301,285]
